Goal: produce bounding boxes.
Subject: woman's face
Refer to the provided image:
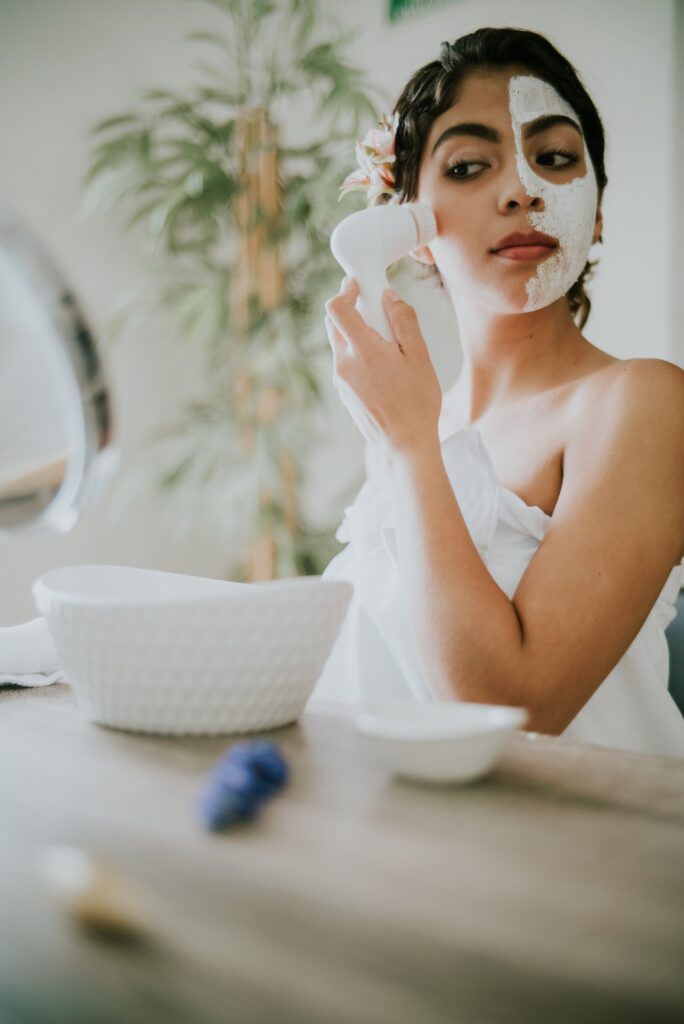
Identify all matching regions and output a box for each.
[415,67,602,315]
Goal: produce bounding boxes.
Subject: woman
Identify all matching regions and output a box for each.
[314,27,684,758]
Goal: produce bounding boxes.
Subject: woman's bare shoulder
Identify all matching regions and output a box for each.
[560,357,684,528]
[570,356,684,434]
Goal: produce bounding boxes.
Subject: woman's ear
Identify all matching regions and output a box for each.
[409,244,436,266]
[593,207,604,245]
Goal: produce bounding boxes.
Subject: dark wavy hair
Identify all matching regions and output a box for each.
[393,27,607,329]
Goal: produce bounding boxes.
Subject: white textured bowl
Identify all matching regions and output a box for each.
[357,700,527,783]
[33,565,352,735]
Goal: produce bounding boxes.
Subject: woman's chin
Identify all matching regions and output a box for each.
[477,288,537,316]
[445,275,545,317]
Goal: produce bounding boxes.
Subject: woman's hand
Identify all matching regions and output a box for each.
[324,277,443,459]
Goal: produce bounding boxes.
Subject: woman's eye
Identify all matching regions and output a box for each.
[537,149,578,169]
[445,160,487,180]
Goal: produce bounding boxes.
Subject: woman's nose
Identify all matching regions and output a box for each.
[498,170,545,213]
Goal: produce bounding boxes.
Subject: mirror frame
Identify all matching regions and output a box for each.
[0,209,117,536]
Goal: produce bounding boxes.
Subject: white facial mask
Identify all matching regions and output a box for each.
[508,75,598,312]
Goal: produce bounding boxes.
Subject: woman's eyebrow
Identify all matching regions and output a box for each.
[523,114,582,139]
[430,113,582,156]
[431,122,499,156]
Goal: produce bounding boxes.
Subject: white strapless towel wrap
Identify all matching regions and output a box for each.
[313,426,684,759]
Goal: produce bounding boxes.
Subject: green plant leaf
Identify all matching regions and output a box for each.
[185,30,235,51]
[91,113,140,134]
[252,0,277,21]
[80,163,153,217]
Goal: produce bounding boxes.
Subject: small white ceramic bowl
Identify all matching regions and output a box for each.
[33,565,352,736]
[356,699,527,784]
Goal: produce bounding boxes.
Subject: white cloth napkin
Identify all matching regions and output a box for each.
[0,617,67,686]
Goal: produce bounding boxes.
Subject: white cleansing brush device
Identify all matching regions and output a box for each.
[330,202,437,340]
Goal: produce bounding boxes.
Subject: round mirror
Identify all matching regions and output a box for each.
[0,209,117,535]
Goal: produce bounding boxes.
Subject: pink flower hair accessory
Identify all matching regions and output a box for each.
[339,113,399,206]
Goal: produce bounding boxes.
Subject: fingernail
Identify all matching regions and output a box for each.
[384,288,400,302]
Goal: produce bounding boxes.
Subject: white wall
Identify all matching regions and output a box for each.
[0,0,679,623]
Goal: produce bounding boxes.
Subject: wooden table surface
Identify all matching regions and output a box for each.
[1,683,683,1024]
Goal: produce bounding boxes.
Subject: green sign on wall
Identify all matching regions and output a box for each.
[388,0,458,22]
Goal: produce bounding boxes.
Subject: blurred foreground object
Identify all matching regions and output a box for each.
[37,845,151,940]
[197,739,290,830]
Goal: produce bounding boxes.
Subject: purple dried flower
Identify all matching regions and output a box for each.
[197,740,289,832]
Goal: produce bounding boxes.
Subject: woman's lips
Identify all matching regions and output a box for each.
[493,244,557,261]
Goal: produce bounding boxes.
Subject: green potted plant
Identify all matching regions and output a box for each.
[84,0,381,580]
